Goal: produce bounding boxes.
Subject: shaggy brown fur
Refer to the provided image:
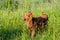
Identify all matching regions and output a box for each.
[23,11,48,39]
[23,11,37,39]
[36,13,48,30]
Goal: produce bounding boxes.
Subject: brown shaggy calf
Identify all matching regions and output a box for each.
[23,11,48,39]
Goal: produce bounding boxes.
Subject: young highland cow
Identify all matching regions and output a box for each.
[23,11,48,39]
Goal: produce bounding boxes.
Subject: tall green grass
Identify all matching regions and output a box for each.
[0,0,60,40]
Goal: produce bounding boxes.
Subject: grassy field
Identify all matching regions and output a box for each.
[0,0,60,40]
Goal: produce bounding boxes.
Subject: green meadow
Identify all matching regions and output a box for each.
[0,0,60,40]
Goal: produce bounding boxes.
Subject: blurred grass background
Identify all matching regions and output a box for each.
[0,0,60,40]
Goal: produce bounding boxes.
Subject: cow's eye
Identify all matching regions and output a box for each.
[28,15,30,17]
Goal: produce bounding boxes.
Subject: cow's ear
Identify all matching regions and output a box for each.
[31,13,34,17]
[30,13,34,17]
